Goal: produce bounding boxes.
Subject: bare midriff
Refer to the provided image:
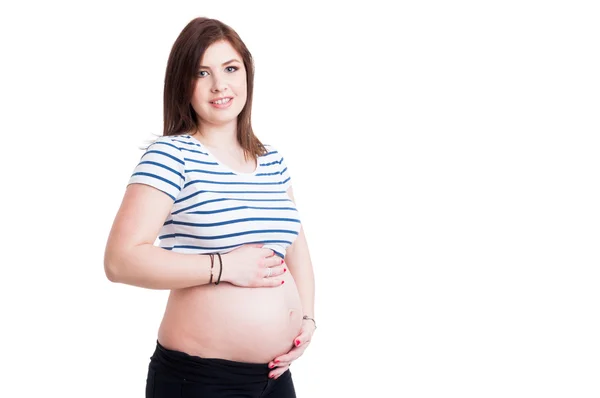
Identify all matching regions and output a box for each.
[157,262,303,363]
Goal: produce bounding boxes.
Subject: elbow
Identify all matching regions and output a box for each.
[104,250,125,283]
[104,260,120,283]
[105,263,120,283]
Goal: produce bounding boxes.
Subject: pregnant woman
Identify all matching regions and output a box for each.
[103,17,316,398]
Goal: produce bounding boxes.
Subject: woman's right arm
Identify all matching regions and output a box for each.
[103,183,213,290]
[103,183,286,290]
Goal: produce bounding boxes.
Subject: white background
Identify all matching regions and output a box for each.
[1,1,599,397]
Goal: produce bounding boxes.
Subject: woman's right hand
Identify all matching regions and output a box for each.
[219,244,287,287]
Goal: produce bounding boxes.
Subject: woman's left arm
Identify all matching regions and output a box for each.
[268,186,317,379]
[287,186,315,323]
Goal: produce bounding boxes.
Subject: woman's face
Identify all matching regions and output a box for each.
[191,40,247,129]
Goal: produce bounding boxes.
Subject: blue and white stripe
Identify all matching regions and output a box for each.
[127,135,300,258]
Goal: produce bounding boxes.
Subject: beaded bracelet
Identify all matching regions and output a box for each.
[303,315,317,329]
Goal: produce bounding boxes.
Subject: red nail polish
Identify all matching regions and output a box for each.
[269,364,274,369]
[281,259,284,264]
[284,268,287,272]
[269,374,274,378]
[295,339,301,346]
[274,359,280,363]
[281,281,285,284]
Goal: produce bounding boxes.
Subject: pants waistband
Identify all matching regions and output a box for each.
[149,340,271,384]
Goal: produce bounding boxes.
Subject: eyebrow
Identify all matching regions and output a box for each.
[198,59,242,69]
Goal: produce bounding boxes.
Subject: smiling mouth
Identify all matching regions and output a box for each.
[210,97,232,105]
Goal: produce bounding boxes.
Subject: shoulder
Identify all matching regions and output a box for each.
[143,135,202,160]
[148,135,187,151]
[261,143,292,190]
[135,135,188,171]
[261,143,285,161]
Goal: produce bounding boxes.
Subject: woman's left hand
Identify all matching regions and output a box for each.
[268,319,316,379]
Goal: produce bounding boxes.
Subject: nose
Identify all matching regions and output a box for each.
[211,74,228,93]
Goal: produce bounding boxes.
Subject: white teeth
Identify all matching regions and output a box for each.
[213,98,231,105]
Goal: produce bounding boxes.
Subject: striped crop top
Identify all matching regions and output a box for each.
[126,134,301,259]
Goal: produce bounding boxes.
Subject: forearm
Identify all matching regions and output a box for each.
[289,260,315,318]
[286,227,315,318]
[104,243,216,290]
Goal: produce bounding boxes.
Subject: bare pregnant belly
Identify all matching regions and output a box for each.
[157,268,303,363]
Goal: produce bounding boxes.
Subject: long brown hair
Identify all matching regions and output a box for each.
[161,17,266,159]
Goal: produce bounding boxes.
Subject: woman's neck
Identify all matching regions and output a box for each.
[193,122,238,150]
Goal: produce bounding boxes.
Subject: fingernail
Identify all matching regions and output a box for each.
[280,259,284,264]
[283,268,287,272]
[274,359,280,363]
[269,374,274,378]
[269,364,275,369]
[295,339,301,346]
[281,281,285,284]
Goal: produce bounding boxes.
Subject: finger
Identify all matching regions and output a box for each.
[270,256,285,267]
[292,327,314,347]
[265,265,286,277]
[279,265,287,276]
[265,265,287,277]
[268,359,291,369]
[272,359,292,367]
[262,248,275,257]
[272,347,303,365]
[258,254,279,267]
[294,333,312,347]
[263,276,285,287]
[269,364,290,380]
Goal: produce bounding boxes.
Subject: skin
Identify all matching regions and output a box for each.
[190,39,316,379]
[265,199,316,379]
[106,39,315,379]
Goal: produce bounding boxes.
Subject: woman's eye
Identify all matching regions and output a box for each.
[197,66,237,78]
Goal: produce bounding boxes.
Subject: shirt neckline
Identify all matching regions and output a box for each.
[186,134,260,176]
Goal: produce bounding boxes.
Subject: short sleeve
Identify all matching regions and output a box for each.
[278,151,292,191]
[127,137,185,201]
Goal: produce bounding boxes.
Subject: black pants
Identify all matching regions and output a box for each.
[146,340,296,398]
